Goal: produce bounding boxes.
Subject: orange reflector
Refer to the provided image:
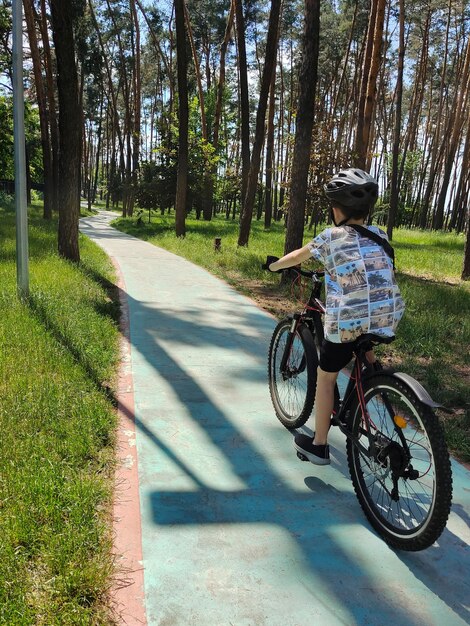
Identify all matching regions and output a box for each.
[394,415,407,429]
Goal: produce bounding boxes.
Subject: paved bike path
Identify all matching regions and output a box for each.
[80,212,470,626]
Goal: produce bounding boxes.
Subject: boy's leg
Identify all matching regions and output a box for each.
[365,349,376,364]
[313,368,339,445]
[293,366,336,465]
[293,340,352,465]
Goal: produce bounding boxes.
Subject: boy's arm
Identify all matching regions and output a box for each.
[269,243,313,272]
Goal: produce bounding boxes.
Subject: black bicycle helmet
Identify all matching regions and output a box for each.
[324,168,379,210]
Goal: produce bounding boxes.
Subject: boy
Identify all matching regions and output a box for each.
[268,168,405,465]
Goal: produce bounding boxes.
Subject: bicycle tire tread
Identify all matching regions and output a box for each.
[346,375,452,551]
[268,319,317,429]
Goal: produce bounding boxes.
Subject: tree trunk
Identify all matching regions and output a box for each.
[398,8,430,198]
[130,0,141,218]
[211,0,235,214]
[50,0,82,262]
[283,0,320,257]
[387,0,404,239]
[433,37,470,230]
[450,124,470,230]
[39,0,59,213]
[238,0,282,246]
[24,0,53,219]
[419,0,452,228]
[462,222,470,279]
[354,0,385,169]
[234,0,250,208]
[174,0,188,237]
[88,0,126,209]
[184,2,213,220]
[92,94,104,203]
[353,0,378,168]
[264,68,276,229]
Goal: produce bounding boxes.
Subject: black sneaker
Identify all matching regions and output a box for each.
[294,433,330,465]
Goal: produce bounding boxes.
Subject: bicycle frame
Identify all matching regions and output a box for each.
[332,351,393,460]
[278,268,437,469]
[268,260,453,549]
[283,269,411,464]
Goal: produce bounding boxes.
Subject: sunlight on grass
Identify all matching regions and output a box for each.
[112,212,324,286]
[392,229,465,281]
[0,204,119,623]
[113,212,467,283]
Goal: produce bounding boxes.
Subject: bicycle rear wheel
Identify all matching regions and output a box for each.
[346,374,452,551]
[268,318,318,429]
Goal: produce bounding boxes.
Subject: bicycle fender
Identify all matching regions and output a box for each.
[392,372,452,412]
[363,370,452,413]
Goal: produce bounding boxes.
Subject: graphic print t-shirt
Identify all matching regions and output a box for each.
[307,225,405,343]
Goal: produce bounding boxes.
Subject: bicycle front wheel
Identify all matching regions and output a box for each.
[268,318,318,429]
[346,374,452,551]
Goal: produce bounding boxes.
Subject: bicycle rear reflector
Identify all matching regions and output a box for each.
[393,415,408,429]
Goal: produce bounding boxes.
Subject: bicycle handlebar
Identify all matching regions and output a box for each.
[262,255,324,280]
[288,267,324,280]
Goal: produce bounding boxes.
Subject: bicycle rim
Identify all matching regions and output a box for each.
[347,376,452,550]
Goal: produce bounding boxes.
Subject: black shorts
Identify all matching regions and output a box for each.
[319,339,359,373]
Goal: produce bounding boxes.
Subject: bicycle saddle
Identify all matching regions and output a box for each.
[356,333,395,348]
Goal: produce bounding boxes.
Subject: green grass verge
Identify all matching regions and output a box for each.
[0,204,119,624]
[113,210,470,462]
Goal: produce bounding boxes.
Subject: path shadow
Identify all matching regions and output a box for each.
[122,291,456,625]
[82,213,470,625]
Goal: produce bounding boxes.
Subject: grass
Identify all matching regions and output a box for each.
[113,210,470,463]
[1,198,467,623]
[392,230,466,282]
[0,203,120,624]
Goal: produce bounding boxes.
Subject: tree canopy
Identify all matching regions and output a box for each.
[0,0,469,273]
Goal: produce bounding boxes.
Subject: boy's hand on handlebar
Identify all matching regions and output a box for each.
[262,255,282,272]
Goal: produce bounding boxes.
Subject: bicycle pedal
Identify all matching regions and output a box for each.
[297,451,308,462]
[331,416,347,428]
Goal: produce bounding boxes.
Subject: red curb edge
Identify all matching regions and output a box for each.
[110,257,147,626]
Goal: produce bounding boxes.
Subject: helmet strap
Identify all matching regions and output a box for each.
[330,207,350,227]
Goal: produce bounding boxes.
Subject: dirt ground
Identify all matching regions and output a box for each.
[224,272,306,320]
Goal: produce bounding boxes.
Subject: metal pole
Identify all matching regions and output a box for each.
[12,0,29,299]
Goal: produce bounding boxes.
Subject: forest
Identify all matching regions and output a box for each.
[0,0,469,275]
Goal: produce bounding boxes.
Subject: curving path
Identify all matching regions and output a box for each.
[80,211,470,626]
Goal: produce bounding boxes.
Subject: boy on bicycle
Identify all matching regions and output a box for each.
[267,168,405,465]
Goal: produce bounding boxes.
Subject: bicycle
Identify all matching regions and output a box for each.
[267,263,453,551]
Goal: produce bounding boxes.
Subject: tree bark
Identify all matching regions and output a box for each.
[130,0,141,218]
[88,0,126,208]
[353,0,377,168]
[387,0,404,239]
[354,0,385,169]
[419,0,452,228]
[39,0,59,213]
[213,0,234,155]
[50,0,82,262]
[184,2,213,220]
[433,37,470,230]
[283,0,320,257]
[23,0,53,219]
[264,68,276,229]
[238,0,282,246]
[462,220,470,279]
[234,0,250,209]
[174,0,188,237]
